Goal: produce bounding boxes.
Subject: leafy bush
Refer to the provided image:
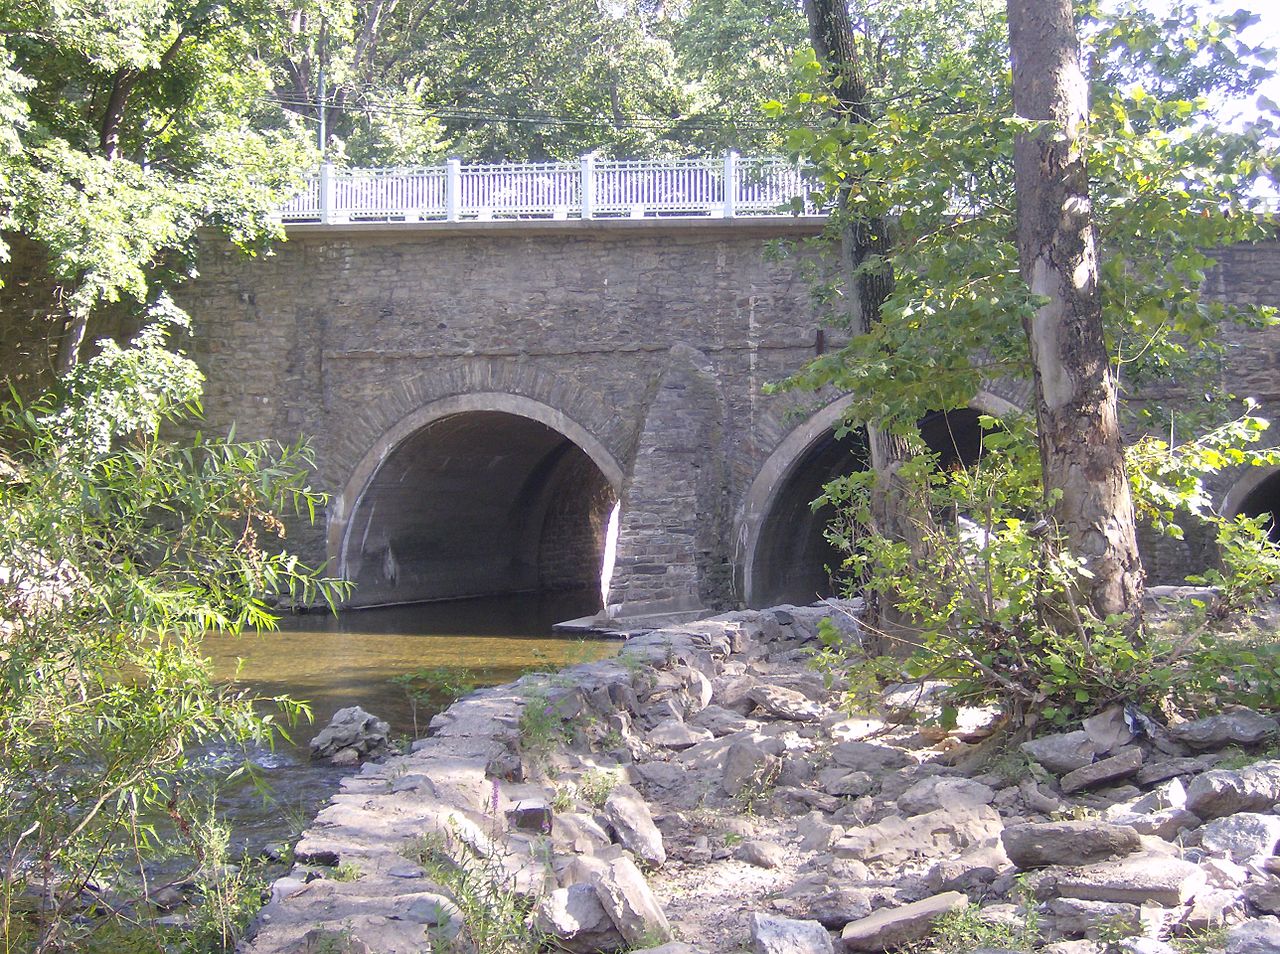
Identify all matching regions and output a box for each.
[816,411,1280,729]
[389,666,478,736]
[0,317,342,951]
[408,828,543,954]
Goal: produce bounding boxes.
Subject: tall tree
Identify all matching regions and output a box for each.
[1006,0,1144,619]
[0,0,315,382]
[800,0,928,644]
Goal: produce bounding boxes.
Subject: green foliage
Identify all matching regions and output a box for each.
[389,666,478,737]
[819,412,1280,728]
[517,688,573,771]
[328,861,362,883]
[1174,925,1230,954]
[0,322,343,951]
[932,903,1029,954]
[409,828,543,954]
[0,0,315,382]
[771,2,1277,433]
[180,813,267,954]
[932,876,1039,954]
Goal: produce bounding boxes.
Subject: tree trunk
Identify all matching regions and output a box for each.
[1006,0,1144,620]
[803,0,924,651]
[55,308,89,375]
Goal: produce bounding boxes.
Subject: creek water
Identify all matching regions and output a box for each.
[195,590,620,856]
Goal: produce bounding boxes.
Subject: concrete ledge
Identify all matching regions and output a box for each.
[282,215,829,239]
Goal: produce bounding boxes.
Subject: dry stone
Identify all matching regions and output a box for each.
[1186,763,1280,819]
[1171,707,1279,750]
[689,705,757,737]
[796,812,840,852]
[925,842,1010,893]
[898,777,995,816]
[747,684,825,722]
[839,892,968,952]
[1200,812,1280,863]
[1103,808,1200,841]
[533,884,627,954]
[1228,917,1280,954]
[723,738,783,796]
[1047,898,1141,939]
[1022,731,1097,775]
[1001,820,1141,868]
[649,719,714,750]
[1136,757,1212,786]
[591,856,673,946]
[737,839,787,869]
[603,784,666,868]
[834,805,1004,866]
[774,881,878,929]
[1054,854,1206,906]
[1060,748,1144,793]
[749,913,835,954]
[1083,706,1137,755]
[829,740,913,772]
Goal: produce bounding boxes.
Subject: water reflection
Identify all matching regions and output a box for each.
[193,590,619,857]
[202,589,619,740]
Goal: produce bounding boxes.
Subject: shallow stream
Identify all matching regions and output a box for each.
[195,590,619,856]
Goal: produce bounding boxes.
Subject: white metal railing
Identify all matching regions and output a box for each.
[278,153,821,224]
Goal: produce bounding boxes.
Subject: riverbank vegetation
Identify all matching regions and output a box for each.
[0,318,343,951]
[782,0,1280,736]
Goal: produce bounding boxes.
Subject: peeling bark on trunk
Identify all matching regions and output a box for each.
[1007,0,1144,620]
[803,0,926,651]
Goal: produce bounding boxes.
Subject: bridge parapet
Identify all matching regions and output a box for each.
[280,153,819,225]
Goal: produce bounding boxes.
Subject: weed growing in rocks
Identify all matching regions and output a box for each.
[933,877,1039,954]
[408,830,543,954]
[732,760,781,817]
[932,903,1028,954]
[578,769,621,808]
[181,815,268,954]
[551,785,574,813]
[329,862,362,883]
[389,666,478,736]
[518,689,573,771]
[1174,926,1230,954]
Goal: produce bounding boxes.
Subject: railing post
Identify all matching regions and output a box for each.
[446,158,461,222]
[723,150,737,218]
[319,162,335,224]
[581,155,595,219]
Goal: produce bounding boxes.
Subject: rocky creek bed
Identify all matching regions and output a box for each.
[244,602,1280,954]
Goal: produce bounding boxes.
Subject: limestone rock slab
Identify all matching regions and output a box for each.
[1001,820,1141,869]
[591,856,673,947]
[603,784,666,868]
[749,912,834,954]
[839,891,968,952]
[1054,854,1206,906]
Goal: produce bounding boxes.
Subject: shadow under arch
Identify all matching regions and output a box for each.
[736,391,1018,608]
[1225,465,1280,542]
[330,393,624,608]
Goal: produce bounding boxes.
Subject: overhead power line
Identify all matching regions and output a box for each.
[266,93,780,132]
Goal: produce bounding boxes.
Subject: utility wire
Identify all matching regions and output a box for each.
[266,93,780,131]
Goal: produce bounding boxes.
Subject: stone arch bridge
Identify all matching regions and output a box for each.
[176,211,1280,621]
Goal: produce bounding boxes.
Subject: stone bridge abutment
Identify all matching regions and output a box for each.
[161,221,1280,619]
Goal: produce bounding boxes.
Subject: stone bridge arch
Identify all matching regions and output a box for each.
[735,390,1020,608]
[330,391,625,608]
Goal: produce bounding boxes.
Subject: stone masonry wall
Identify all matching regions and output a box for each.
[2,221,1271,606]
[175,220,831,613]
